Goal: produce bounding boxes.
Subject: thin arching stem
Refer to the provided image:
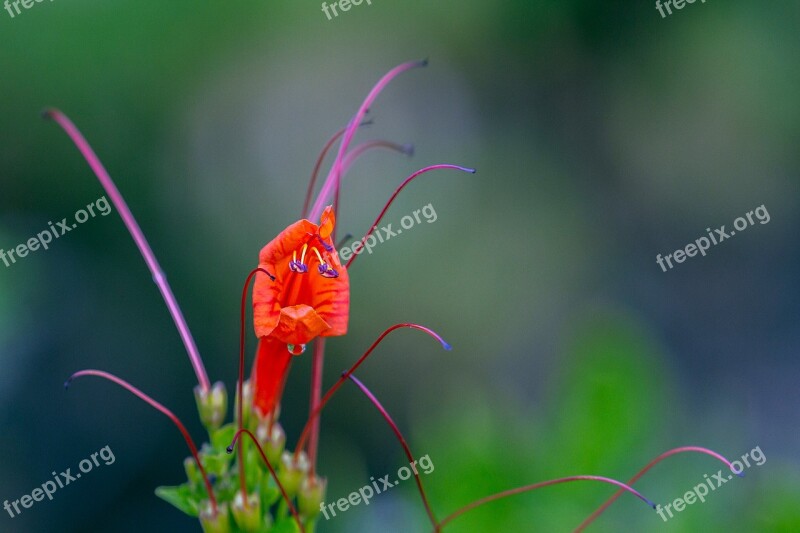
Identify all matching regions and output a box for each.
[347,374,438,527]
[574,446,740,532]
[345,164,475,270]
[237,267,275,507]
[65,369,218,514]
[295,323,451,460]
[44,109,210,392]
[228,429,305,533]
[435,476,655,532]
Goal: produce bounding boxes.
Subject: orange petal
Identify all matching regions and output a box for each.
[318,205,336,239]
[271,304,331,345]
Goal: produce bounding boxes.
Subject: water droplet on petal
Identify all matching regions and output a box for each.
[287,343,307,355]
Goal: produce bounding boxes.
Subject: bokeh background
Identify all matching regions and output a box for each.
[1,1,799,532]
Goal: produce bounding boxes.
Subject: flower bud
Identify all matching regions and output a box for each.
[298,475,326,519]
[256,420,286,465]
[199,503,231,533]
[195,381,228,431]
[233,380,254,430]
[231,492,261,532]
[278,451,309,498]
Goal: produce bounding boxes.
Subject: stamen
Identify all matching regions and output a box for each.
[346,374,438,527]
[227,428,305,533]
[299,243,308,265]
[434,475,655,532]
[345,164,476,270]
[295,323,451,460]
[44,109,211,393]
[64,369,218,515]
[575,446,742,531]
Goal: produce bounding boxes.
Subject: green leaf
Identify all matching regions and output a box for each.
[155,484,201,518]
[211,423,237,452]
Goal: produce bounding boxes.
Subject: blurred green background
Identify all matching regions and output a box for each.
[1,1,799,532]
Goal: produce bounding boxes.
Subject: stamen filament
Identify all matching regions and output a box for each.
[64,369,218,514]
[345,164,476,270]
[44,109,211,392]
[295,323,451,460]
[347,374,438,527]
[574,446,740,531]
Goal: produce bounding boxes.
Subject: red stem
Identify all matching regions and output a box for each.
[229,429,305,533]
[345,164,475,270]
[65,369,218,514]
[238,267,275,506]
[295,323,451,461]
[435,475,655,532]
[574,445,739,532]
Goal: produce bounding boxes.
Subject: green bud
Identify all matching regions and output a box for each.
[233,380,255,430]
[184,456,202,487]
[298,476,326,519]
[256,420,286,465]
[278,451,309,498]
[231,493,262,532]
[199,503,231,533]
[195,381,228,431]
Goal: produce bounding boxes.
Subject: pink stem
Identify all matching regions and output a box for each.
[302,119,373,218]
[574,446,740,532]
[228,429,305,533]
[45,109,211,392]
[436,475,655,532]
[295,323,451,460]
[309,59,427,221]
[347,374,438,527]
[345,164,475,270]
[65,369,218,514]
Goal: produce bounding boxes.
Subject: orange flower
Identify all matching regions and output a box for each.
[251,206,349,416]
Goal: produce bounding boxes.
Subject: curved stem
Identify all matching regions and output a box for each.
[228,429,305,533]
[436,475,655,532]
[574,446,740,532]
[238,268,275,506]
[295,323,451,460]
[45,109,210,392]
[65,369,217,514]
[347,374,438,527]
[345,164,475,270]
